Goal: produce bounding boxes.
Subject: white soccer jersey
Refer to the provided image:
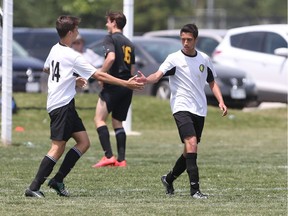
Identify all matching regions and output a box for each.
[159,50,217,117]
[44,43,96,113]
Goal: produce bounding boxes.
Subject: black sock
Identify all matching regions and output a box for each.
[115,128,126,162]
[53,147,81,183]
[29,155,57,191]
[186,153,199,193]
[166,154,186,184]
[97,125,113,158]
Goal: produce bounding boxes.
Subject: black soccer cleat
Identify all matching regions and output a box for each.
[161,175,174,195]
[191,190,208,199]
[48,178,69,197]
[24,188,45,198]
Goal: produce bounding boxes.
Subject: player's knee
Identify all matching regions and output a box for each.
[76,140,90,154]
[82,141,90,153]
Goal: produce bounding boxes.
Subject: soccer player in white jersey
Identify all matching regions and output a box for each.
[24,15,144,198]
[138,23,228,199]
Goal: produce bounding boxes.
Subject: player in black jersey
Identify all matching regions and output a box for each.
[92,11,135,168]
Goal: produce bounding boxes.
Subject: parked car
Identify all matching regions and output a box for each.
[88,36,257,108]
[206,64,257,108]
[143,29,227,56]
[212,24,288,104]
[0,36,44,92]
[13,27,107,61]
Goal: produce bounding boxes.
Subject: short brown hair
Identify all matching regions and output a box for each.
[56,15,81,38]
[180,24,198,39]
[106,11,126,30]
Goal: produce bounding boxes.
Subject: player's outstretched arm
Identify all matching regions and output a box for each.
[138,70,163,84]
[92,70,144,90]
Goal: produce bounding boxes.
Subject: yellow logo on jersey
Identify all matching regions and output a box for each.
[199,64,204,72]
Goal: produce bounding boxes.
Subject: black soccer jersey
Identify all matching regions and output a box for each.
[103,32,135,81]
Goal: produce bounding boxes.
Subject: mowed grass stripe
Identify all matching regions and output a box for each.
[0,93,286,216]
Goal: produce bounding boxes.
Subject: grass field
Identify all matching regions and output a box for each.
[0,93,287,216]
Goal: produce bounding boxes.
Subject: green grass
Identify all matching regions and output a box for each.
[0,93,287,216]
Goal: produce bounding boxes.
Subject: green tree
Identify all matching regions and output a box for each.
[215,0,287,27]
[13,0,64,27]
[11,0,287,31]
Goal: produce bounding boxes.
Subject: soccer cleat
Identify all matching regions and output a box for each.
[114,160,127,167]
[92,156,116,168]
[48,178,69,197]
[24,188,45,198]
[191,190,208,199]
[161,175,174,195]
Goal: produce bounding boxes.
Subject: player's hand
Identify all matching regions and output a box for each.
[219,103,228,116]
[135,71,147,83]
[76,77,88,88]
[127,76,145,90]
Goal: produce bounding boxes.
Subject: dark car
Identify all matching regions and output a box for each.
[13,27,107,61]
[0,36,44,92]
[88,36,257,108]
[205,64,257,108]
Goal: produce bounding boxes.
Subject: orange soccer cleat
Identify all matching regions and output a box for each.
[92,156,116,168]
[114,160,127,167]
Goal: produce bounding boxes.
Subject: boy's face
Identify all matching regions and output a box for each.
[106,18,115,33]
[180,32,197,55]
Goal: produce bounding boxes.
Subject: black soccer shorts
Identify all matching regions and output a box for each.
[49,99,86,142]
[173,111,205,144]
[99,87,133,121]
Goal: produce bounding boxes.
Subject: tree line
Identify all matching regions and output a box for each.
[11,0,287,34]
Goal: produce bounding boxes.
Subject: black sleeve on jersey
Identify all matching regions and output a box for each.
[163,66,176,76]
[103,35,115,57]
[131,46,136,65]
[206,67,215,83]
